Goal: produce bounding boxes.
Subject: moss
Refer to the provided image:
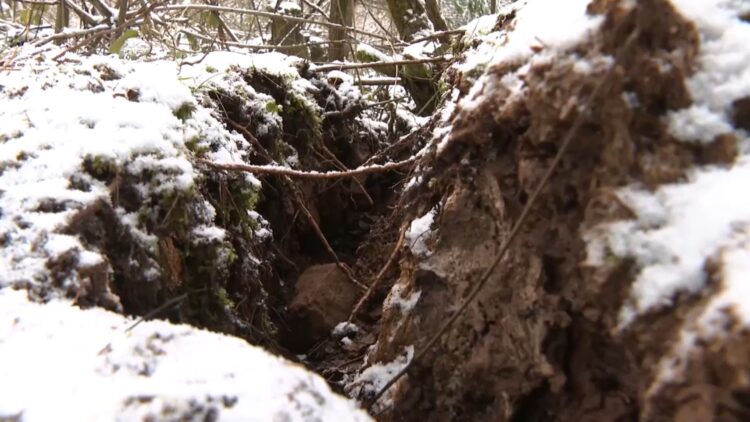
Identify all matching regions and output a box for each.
[16,151,31,162]
[156,188,199,234]
[216,287,236,309]
[223,179,261,234]
[402,62,432,81]
[265,99,282,115]
[356,48,383,64]
[282,91,323,146]
[185,135,210,156]
[82,154,117,182]
[173,102,197,122]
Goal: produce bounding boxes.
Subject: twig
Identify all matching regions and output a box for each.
[409,29,465,44]
[178,27,350,50]
[313,56,448,72]
[199,156,416,180]
[51,0,166,60]
[87,0,115,18]
[317,141,375,206]
[348,225,406,321]
[220,119,375,291]
[156,4,393,42]
[64,0,98,27]
[300,0,330,21]
[364,23,642,411]
[353,77,402,86]
[31,23,109,46]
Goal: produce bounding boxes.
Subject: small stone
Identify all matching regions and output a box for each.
[289,264,360,349]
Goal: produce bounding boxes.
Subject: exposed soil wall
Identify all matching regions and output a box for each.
[347,1,750,420]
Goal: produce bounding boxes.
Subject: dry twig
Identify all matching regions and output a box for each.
[199,156,416,180]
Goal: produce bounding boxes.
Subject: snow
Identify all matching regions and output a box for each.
[192,225,227,242]
[333,321,360,337]
[277,1,302,14]
[0,45,376,419]
[346,346,414,409]
[457,0,604,75]
[356,43,390,62]
[0,289,371,421]
[583,0,750,337]
[0,50,261,299]
[179,51,302,82]
[585,158,750,326]
[406,208,437,256]
[383,283,421,315]
[667,0,750,143]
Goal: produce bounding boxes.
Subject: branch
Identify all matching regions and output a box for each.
[353,77,401,86]
[178,27,350,51]
[313,56,448,72]
[409,29,465,44]
[348,225,406,322]
[31,23,110,46]
[300,0,329,21]
[87,0,115,18]
[156,4,394,42]
[63,0,98,26]
[198,157,416,180]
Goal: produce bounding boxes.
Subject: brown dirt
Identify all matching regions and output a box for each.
[339,0,750,421]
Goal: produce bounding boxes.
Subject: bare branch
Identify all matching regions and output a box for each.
[178,27,350,51]
[31,23,110,46]
[88,0,115,18]
[348,225,406,322]
[156,4,394,42]
[409,28,465,44]
[300,0,329,21]
[63,0,98,26]
[353,77,401,86]
[313,56,448,72]
[198,157,416,180]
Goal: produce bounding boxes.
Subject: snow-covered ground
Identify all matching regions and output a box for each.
[0,289,370,421]
[0,48,370,420]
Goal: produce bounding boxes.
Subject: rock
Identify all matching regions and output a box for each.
[289,264,360,349]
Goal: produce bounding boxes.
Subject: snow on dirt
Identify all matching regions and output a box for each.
[0,289,371,421]
[345,345,414,410]
[457,0,604,77]
[0,48,370,420]
[585,0,750,333]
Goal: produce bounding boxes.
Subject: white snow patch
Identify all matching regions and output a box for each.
[356,43,390,62]
[667,0,750,143]
[406,208,437,256]
[457,0,603,75]
[383,283,422,314]
[0,289,371,421]
[277,1,301,14]
[346,346,414,408]
[333,321,360,337]
[583,0,750,329]
[585,158,750,326]
[192,225,227,242]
